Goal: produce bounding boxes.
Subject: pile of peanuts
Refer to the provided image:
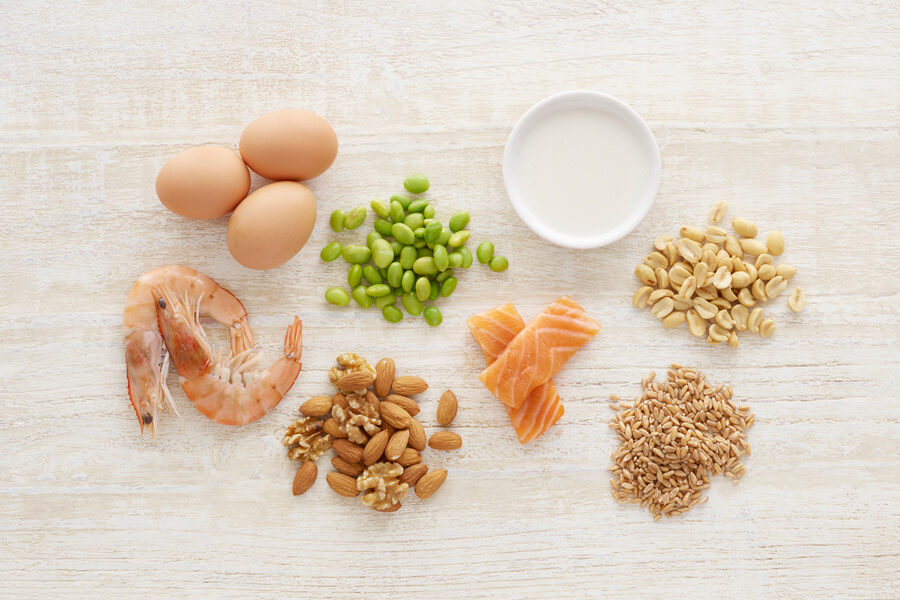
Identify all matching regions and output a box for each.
[633,202,805,347]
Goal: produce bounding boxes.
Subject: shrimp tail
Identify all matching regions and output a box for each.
[284,316,303,364]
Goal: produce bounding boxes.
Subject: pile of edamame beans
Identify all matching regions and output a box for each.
[321,175,508,325]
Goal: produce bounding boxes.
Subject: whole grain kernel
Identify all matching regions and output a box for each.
[680,225,705,243]
[759,319,776,338]
[788,288,806,313]
[767,231,785,256]
[662,311,686,329]
[709,201,728,223]
[732,217,758,238]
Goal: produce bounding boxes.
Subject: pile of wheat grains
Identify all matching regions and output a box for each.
[609,365,755,520]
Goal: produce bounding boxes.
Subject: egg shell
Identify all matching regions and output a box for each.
[156,146,251,220]
[227,181,317,270]
[239,109,338,181]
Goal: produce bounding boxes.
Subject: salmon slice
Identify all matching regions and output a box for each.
[466,303,565,444]
[478,296,600,409]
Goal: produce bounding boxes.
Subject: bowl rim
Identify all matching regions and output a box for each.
[502,90,661,249]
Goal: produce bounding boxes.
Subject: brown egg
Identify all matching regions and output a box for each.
[156,146,250,219]
[226,181,317,270]
[239,109,338,181]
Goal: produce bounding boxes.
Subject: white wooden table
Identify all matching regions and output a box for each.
[2,2,898,598]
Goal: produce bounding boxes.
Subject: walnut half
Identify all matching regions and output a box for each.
[357,462,408,510]
[332,392,382,445]
[328,352,377,386]
[284,416,332,462]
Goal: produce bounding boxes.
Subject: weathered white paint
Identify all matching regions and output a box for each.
[1,1,898,598]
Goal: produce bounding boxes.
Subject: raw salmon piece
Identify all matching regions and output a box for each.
[478,296,600,409]
[467,304,565,444]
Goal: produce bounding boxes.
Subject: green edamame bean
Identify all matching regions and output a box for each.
[366,231,383,248]
[401,292,424,316]
[448,252,463,268]
[375,293,396,308]
[374,219,394,236]
[345,206,367,230]
[390,200,405,223]
[416,247,433,258]
[330,209,346,232]
[489,256,509,272]
[366,284,391,297]
[414,227,426,239]
[342,245,372,264]
[400,246,417,270]
[413,239,427,249]
[387,262,403,288]
[391,223,416,245]
[448,230,470,248]
[403,174,430,194]
[370,199,390,218]
[408,199,429,213]
[320,241,342,262]
[404,212,424,230]
[440,276,458,297]
[476,241,494,264]
[352,285,374,308]
[371,239,394,269]
[415,276,431,301]
[390,240,403,256]
[379,266,389,279]
[437,229,451,246]
[435,268,454,283]
[458,246,474,268]
[413,257,437,275]
[325,287,350,306]
[429,280,440,300]
[433,244,449,271]
[423,204,435,219]
[362,265,383,285]
[449,211,470,232]
[382,305,403,323]
[424,220,443,244]
[348,264,363,288]
[401,269,415,292]
[423,306,442,327]
[390,194,411,210]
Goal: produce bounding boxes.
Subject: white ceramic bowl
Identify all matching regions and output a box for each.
[502,91,661,249]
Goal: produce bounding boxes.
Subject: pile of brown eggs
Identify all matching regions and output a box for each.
[156,109,337,270]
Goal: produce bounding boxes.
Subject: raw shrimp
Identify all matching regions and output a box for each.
[154,283,303,426]
[123,265,253,436]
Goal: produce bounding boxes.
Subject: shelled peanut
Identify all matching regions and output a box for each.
[633,202,804,347]
[283,353,460,512]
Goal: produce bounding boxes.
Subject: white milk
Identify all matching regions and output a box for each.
[512,107,648,238]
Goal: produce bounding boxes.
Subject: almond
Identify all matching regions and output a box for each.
[374,358,395,397]
[407,418,427,451]
[399,464,428,486]
[364,390,380,412]
[326,472,359,497]
[383,422,396,438]
[436,390,458,426]
[384,394,420,416]
[428,431,462,451]
[375,502,401,513]
[331,456,364,477]
[391,375,428,396]
[415,469,448,500]
[322,417,346,439]
[336,370,376,392]
[292,461,317,496]
[363,431,389,465]
[332,392,349,410]
[332,439,364,464]
[385,430,410,461]
[380,402,411,429]
[396,447,422,467]
[299,396,333,417]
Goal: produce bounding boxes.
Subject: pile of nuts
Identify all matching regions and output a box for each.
[633,201,806,347]
[284,353,461,512]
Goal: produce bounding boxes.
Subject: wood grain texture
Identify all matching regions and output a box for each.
[1,1,899,598]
